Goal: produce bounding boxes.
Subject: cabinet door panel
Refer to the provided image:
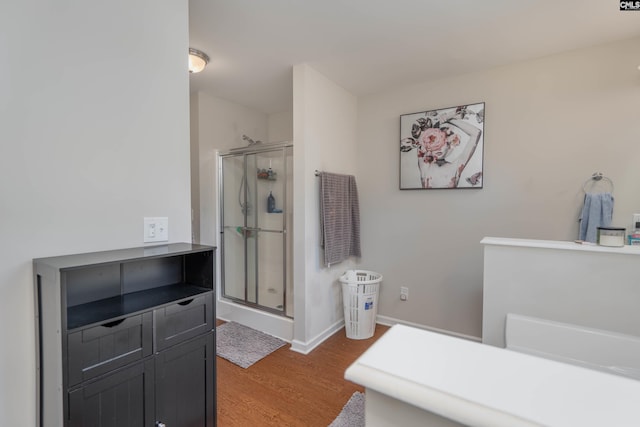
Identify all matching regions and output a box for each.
[68,312,153,386]
[68,360,155,427]
[155,333,215,427]
[155,293,213,351]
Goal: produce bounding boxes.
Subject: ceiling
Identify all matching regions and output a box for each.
[188,0,640,115]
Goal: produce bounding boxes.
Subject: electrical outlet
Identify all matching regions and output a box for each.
[144,217,169,243]
[633,213,640,230]
[400,286,409,301]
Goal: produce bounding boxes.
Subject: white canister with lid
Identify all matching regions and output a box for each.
[597,227,626,247]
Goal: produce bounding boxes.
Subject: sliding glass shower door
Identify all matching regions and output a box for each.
[220,145,292,316]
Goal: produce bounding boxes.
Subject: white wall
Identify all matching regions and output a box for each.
[190,94,201,243]
[358,36,640,338]
[268,110,294,143]
[190,91,268,245]
[0,2,190,424]
[292,64,359,351]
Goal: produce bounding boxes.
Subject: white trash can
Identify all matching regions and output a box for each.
[339,270,383,339]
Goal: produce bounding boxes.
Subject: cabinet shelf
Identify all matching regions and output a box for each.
[67,284,212,330]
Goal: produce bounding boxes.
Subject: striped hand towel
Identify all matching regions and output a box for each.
[319,172,361,266]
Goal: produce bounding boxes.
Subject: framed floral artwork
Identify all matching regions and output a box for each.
[400,102,484,189]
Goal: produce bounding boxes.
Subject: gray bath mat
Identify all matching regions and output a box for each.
[329,391,365,427]
[216,321,286,368]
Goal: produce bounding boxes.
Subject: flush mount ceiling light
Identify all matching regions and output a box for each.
[189,48,209,73]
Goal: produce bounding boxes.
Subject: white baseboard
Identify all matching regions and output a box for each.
[376,315,481,342]
[290,319,345,355]
[289,315,480,355]
[217,299,294,342]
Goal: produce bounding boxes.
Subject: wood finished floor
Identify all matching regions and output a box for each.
[216,320,389,427]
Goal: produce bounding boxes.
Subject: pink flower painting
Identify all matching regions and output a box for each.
[400,103,485,189]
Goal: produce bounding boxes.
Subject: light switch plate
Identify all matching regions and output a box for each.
[144,217,169,243]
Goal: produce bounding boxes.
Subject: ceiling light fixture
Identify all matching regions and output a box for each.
[189,48,209,74]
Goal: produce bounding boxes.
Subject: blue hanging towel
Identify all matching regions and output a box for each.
[578,192,614,243]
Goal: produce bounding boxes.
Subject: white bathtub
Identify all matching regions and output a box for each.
[505,313,640,380]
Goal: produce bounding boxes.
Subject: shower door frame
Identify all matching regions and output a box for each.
[218,142,291,317]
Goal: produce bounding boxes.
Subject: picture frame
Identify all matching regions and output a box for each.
[400,102,485,189]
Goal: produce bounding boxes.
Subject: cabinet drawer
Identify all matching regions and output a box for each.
[155,292,213,351]
[68,312,153,387]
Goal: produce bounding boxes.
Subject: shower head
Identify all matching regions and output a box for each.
[241,134,262,146]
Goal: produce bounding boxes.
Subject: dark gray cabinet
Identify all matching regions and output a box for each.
[35,243,216,427]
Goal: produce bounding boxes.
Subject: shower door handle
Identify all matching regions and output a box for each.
[241,226,263,238]
[243,226,284,234]
[244,227,283,233]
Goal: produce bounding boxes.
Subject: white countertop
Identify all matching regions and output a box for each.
[480,236,640,255]
[345,325,640,427]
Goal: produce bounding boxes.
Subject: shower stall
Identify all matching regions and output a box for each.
[219,142,293,318]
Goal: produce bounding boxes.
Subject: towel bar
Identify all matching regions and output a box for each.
[583,172,614,193]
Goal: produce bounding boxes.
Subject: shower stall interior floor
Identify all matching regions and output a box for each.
[225,282,293,318]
